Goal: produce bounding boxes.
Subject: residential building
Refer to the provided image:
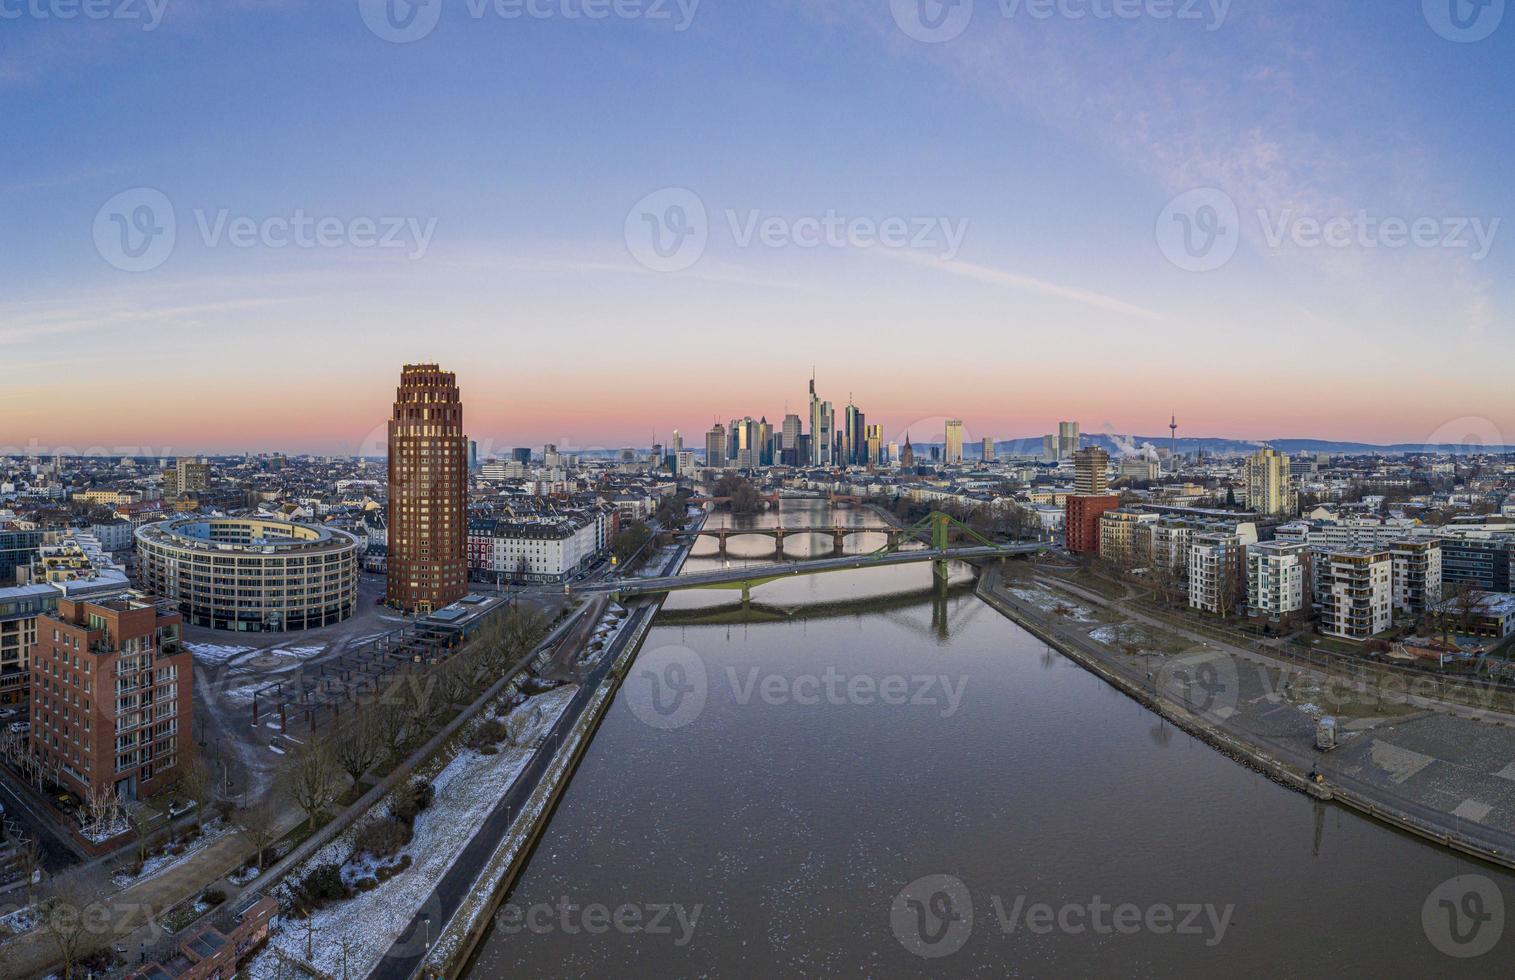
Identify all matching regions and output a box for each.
[1247,541,1310,622]
[386,364,469,614]
[1098,510,1157,566]
[1316,549,1393,640]
[1066,494,1120,555]
[1189,531,1251,615]
[1073,447,1110,495]
[1243,447,1295,517]
[468,512,610,584]
[1390,539,1442,619]
[31,595,190,801]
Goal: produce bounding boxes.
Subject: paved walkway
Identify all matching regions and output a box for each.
[0,809,302,977]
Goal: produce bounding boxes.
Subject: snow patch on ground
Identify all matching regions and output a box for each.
[110,820,232,889]
[0,904,40,940]
[1008,587,1094,622]
[187,642,255,665]
[244,685,578,979]
[267,645,325,660]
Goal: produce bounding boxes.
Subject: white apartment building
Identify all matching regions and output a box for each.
[1316,549,1394,640]
[1247,541,1309,622]
[467,512,609,585]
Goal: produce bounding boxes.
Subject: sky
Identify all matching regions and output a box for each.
[2,0,1512,456]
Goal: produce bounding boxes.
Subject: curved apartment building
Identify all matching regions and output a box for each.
[136,518,361,632]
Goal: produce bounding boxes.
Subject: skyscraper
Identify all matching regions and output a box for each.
[866,424,883,466]
[1058,421,1081,460]
[781,413,802,465]
[808,373,823,466]
[819,400,835,466]
[981,437,996,463]
[1073,446,1110,495]
[945,420,964,464]
[706,423,727,468]
[387,364,469,614]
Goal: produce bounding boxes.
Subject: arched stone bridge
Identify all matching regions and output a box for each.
[671,524,906,556]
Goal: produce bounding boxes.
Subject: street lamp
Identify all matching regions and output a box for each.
[421,912,432,950]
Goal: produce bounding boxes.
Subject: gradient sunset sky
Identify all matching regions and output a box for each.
[2,0,1511,456]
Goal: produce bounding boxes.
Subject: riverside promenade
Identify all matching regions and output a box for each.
[978,564,1515,869]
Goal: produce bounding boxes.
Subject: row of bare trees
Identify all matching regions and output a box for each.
[229,605,549,871]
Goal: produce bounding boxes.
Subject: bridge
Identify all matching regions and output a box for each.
[599,512,1045,603]
[589,543,1041,602]
[671,524,908,556]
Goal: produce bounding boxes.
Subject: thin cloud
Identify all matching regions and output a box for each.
[880,249,1169,322]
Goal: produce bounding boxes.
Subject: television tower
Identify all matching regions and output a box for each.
[1169,414,1178,459]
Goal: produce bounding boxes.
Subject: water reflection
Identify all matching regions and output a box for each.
[468,500,1515,979]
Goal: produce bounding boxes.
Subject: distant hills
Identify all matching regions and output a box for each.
[905,435,1515,458]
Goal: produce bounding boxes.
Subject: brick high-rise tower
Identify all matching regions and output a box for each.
[387,364,469,613]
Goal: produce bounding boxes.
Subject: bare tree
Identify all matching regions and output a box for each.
[503,608,548,662]
[16,833,41,906]
[287,738,340,831]
[38,878,104,980]
[234,794,283,874]
[1431,581,1481,646]
[436,655,475,708]
[331,711,385,789]
[182,756,215,831]
[123,804,155,873]
[83,784,119,841]
[374,679,414,765]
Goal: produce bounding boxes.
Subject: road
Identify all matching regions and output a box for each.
[0,771,79,874]
[369,534,693,979]
[369,597,657,980]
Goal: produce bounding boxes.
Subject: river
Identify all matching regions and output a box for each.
[467,500,1514,977]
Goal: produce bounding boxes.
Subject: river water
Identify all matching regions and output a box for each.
[469,501,1515,977]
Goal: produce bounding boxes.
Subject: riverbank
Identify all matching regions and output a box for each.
[366,515,706,979]
[977,564,1515,871]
